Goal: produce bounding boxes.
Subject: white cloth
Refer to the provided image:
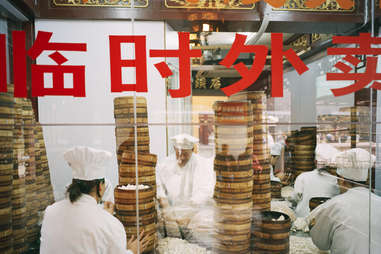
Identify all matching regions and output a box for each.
[334,148,375,182]
[310,187,381,254]
[64,146,112,181]
[40,194,132,254]
[293,169,339,217]
[171,134,199,150]
[156,153,215,206]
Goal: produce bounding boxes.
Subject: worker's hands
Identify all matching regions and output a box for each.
[128,230,151,254]
[104,201,114,215]
[176,217,191,227]
[159,198,169,209]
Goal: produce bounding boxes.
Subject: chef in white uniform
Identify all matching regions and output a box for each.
[40,146,148,254]
[291,144,340,217]
[156,134,215,208]
[310,148,381,254]
[270,143,282,182]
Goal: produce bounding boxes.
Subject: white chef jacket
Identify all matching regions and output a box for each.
[310,187,381,254]
[40,194,133,254]
[293,169,339,217]
[156,153,215,206]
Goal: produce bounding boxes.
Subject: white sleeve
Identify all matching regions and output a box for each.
[292,174,304,201]
[310,200,340,250]
[191,158,215,205]
[156,161,167,200]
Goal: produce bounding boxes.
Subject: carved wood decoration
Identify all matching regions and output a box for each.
[165,0,255,9]
[273,0,355,12]
[52,0,149,8]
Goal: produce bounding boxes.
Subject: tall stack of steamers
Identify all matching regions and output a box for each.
[0,85,54,253]
[213,101,253,254]
[288,127,317,178]
[231,92,271,212]
[113,96,158,252]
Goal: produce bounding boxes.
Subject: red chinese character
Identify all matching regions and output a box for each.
[219,34,268,96]
[109,35,147,93]
[29,31,87,97]
[327,33,381,96]
[150,32,202,98]
[0,34,6,93]
[219,33,308,97]
[271,33,309,97]
[5,31,87,98]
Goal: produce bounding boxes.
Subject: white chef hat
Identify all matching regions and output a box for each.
[315,143,339,165]
[334,148,376,182]
[171,134,198,150]
[64,146,112,181]
[270,143,282,156]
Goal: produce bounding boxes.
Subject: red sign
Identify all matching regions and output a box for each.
[0,31,378,98]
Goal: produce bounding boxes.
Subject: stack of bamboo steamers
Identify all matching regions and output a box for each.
[213,101,253,254]
[0,86,15,253]
[0,86,54,253]
[290,127,317,178]
[114,96,150,166]
[12,97,27,254]
[231,92,271,212]
[114,96,157,252]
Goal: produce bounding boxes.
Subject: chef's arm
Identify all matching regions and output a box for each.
[309,204,336,251]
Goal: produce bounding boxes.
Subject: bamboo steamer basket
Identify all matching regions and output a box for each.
[214,242,250,253]
[215,231,251,242]
[119,165,155,175]
[214,158,252,167]
[251,211,291,253]
[271,181,282,199]
[214,101,252,113]
[216,201,253,211]
[309,197,330,211]
[115,185,154,200]
[121,152,157,165]
[119,170,154,178]
[215,164,252,172]
[114,96,147,106]
[214,190,253,200]
[124,222,156,234]
[216,180,253,189]
[119,175,156,184]
[215,169,253,178]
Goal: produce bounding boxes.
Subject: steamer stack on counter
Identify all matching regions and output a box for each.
[12,98,27,254]
[114,96,150,166]
[290,127,317,178]
[22,99,39,247]
[114,96,158,252]
[0,86,14,253]
[213,101,253,254]
[115,184,157,252]
[231,92,271,212]
[251,211,291,253]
